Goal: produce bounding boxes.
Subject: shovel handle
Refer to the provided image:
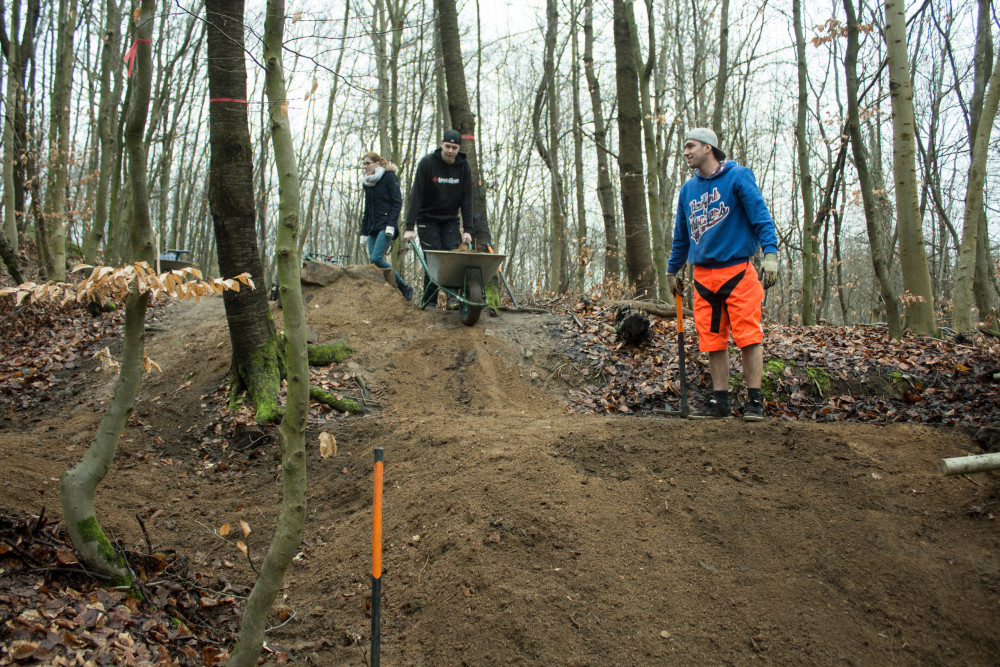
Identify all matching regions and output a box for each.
[674,292,684,332]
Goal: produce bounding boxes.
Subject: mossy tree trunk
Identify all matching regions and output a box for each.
[60,0,156,584]
[227,0,308,663]
[206,0,283,423]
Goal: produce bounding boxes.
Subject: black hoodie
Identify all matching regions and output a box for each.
[404,148,474,235]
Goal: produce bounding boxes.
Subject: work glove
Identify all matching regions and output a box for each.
[666,272,684,296]
[760,252,778,289]
[462,232,472,246]
[359,235,368,246]
[402,229,416,241]
[384,226,394,238]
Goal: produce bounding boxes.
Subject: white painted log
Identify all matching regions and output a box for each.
[937,452,1000,476]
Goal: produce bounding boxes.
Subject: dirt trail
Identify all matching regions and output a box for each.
[3,270,999,665]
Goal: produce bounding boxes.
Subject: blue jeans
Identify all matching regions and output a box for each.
[367,231,407,290]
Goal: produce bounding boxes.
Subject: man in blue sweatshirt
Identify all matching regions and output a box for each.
[666,128,779,421]
[402,129,479,308]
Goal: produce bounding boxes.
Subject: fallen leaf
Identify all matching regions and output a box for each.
[319,432,336,459]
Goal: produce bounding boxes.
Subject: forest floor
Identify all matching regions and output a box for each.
[2,264,1000,665]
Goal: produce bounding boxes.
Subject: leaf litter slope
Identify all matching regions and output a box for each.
[1,271,999,665]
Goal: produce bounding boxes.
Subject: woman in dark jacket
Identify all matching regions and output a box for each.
[360,151,413,300]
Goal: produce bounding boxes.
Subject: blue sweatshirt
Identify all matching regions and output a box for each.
[667,161,779,273]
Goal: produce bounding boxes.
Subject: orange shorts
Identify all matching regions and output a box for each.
[692,261,765,352]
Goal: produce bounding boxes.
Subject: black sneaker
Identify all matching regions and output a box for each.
[688,397,731,420]
[401,283,414,301]
[446,296,460,310]
[742,398,765,422]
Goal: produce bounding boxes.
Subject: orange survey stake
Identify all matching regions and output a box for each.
[371,447,384,666]
[372,455,383,578]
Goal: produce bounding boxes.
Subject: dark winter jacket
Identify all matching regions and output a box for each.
[404,148,475,235]
[360,167,403,237]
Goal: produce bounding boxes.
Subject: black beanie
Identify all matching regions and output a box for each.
[442,129,462,146]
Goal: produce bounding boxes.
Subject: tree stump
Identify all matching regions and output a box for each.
[615,306,650,346]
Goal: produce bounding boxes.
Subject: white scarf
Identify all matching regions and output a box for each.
[363,166,386,187]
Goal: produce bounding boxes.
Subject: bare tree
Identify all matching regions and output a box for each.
[228,0,309,662]
[844,0,901,337]
[793,0,817,325]
[434,0,493,249]
[583,0,620,280]
[532,0,568,293]
[206,0,283,422]
[883,0,937,335]
[613,0,654,296]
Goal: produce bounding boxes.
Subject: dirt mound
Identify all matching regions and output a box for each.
[2,268,999,665]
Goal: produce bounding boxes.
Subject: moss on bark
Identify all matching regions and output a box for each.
[307,341,352,366]
[309,386,362,414]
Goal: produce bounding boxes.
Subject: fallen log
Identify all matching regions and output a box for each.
[598,299,692,319]
[937,452,1000,476]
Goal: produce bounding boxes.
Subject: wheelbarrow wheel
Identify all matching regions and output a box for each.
[459,273,483,327]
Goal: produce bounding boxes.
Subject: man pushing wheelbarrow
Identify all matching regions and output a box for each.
[402,129,493,311]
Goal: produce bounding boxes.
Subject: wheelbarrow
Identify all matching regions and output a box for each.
[409,239,506,326]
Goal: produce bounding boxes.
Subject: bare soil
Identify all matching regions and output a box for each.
[3,269,999,665]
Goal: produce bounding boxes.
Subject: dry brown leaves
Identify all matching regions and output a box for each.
[0,512,240,665]
[562,301,1000,424]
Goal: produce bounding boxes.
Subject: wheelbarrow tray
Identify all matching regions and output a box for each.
[423,249,506,289]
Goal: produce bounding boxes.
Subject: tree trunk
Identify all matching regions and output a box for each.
[434,0,493,248]
[583,0,620,280]
[710,0,729,134]
[844,0,901,338]
[793,0,818,325]
[612,0,654,297]
[531,0,568,293]
[44,0,77,281]
[82,0,122,264]
[570,0,587,291]
[0,0,40,245]
[60,0,156,585]
[952,48,1000,332]
[1,0,17,252]
[883,0,937,335]
[0,227,24,282]
[228,0,308,663]
[206,0,283,423]
[630,0,667,299]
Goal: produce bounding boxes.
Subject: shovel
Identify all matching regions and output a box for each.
[654,291,689,418]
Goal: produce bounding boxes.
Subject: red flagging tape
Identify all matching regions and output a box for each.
[461,135,476,140]
[123,39,152,78]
